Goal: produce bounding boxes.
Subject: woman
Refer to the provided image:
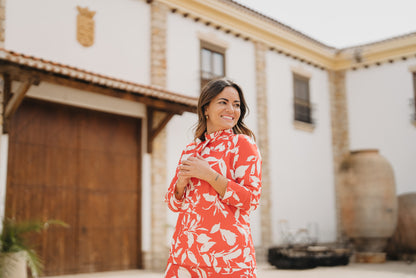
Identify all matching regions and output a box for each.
[164,78,262,277]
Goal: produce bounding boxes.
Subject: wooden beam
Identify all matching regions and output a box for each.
[2,73,11,105]
[2,73,11,133]
[147,108,175,153]
[150,112,174,142]
[0,63,197,114]
[5,79,32,119]
[37,71,195,114]
[0,63,197,141]
[147,108,153,153]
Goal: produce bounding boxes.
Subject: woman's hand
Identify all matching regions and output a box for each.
[174,175,189,199]
[179,154,213,181]
[174,154,209,200]
[179,154,227,197]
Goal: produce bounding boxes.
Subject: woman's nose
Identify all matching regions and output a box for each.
[225,103,234,112]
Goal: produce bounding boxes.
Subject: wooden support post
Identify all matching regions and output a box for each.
[2,74,11,133]
[5,80,32,119]
[147,108,175,153]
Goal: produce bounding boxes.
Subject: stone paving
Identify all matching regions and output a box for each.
[46,261,416,278]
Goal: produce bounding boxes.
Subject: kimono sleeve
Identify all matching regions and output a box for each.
[221,134,262,213]
[164,144,194,212]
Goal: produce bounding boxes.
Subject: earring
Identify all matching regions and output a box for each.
[205,115,208,119]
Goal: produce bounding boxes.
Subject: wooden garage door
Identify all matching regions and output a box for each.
[5,99,142,275]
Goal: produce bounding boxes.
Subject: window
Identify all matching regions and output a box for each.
[293,73,313,124]
[200,41,225,89]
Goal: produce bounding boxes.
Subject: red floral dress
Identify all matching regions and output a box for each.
[165,129,262,275]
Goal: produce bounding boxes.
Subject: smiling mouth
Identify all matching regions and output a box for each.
[221,115,234,120]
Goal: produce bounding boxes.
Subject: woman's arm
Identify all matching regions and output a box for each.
[165,149,191,212]
[174,176,188,200]
[179,135,262,212]
[220,135,262,212]
[179,154,227,197]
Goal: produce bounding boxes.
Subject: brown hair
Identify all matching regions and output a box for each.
[194,78,255,141]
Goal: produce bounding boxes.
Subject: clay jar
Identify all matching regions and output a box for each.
[339,150,398,257]
[387,193,416,257]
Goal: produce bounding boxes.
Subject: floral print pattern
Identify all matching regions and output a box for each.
[165,262,258,278]
[165,129,262,273]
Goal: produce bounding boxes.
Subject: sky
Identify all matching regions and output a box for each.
[235,0,416,49]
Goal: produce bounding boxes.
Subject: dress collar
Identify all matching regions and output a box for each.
[195,129,233,145]
[204,128,233,141]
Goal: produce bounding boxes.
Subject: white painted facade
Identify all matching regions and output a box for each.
[3,0,155,258]
[266,53,337,243]
[5,0,151,84]
[1,0,415,271]
[162,9,339,246]
[164,11,263,245]
[346,60,416,195]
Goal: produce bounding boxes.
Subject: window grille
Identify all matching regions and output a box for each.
[293,74,313,124]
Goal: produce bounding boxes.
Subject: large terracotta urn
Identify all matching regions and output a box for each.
[339,149,398,262]
[386,193,416,259]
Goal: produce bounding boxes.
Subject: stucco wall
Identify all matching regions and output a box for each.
[3,0,414,271]
[266,52,337,244]
[5,0,150,84]
[164,11,262,246]
[346,59,416,195]
[164,10,337,246]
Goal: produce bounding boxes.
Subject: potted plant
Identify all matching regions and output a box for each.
[0,218,68,278]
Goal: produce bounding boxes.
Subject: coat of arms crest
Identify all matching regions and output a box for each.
[76,6,96,47]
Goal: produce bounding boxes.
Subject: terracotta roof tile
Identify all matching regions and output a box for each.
[0,48,198,108]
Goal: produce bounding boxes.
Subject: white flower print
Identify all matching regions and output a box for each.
[202,193,228,218]
[214,142,226,152]
[210,223,220,233]
[220,228,237,245]
[218,158,227,176]
[201,146,211,156]
[223,248,242,262]
[165,130,262,270]
[187,250,198,264]
[178,266,192,278]
[197,233,216,252]
[235,165,249,179]
[202,254,211,266]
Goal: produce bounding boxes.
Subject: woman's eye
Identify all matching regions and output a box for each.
[234,104,240,108]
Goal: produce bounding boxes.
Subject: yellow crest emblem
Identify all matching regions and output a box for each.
[76,6,96,47]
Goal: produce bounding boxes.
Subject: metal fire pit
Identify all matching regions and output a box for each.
[268,245,352,269]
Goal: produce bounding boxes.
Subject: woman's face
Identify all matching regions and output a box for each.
[204,86,241,134]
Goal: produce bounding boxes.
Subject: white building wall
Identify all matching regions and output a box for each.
[5,0,154,254]
[9,0,414,260]
[5,0,150,84]
[346,59,416,195]
[266,52,337,244]
[0,134,9,227]
[164,12,262,246]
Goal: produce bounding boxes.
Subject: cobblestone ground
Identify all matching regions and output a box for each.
[45,261,416,278]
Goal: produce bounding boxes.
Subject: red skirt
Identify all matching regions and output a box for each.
[164,263,257,278]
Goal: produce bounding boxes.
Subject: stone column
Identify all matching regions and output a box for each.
[254,41,272,260]
[148,0,169,271]
[0,75,5,224]
[0,0,5,48]
[328,70,350,243]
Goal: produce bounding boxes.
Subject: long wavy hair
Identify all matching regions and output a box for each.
[194,78,255,141]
